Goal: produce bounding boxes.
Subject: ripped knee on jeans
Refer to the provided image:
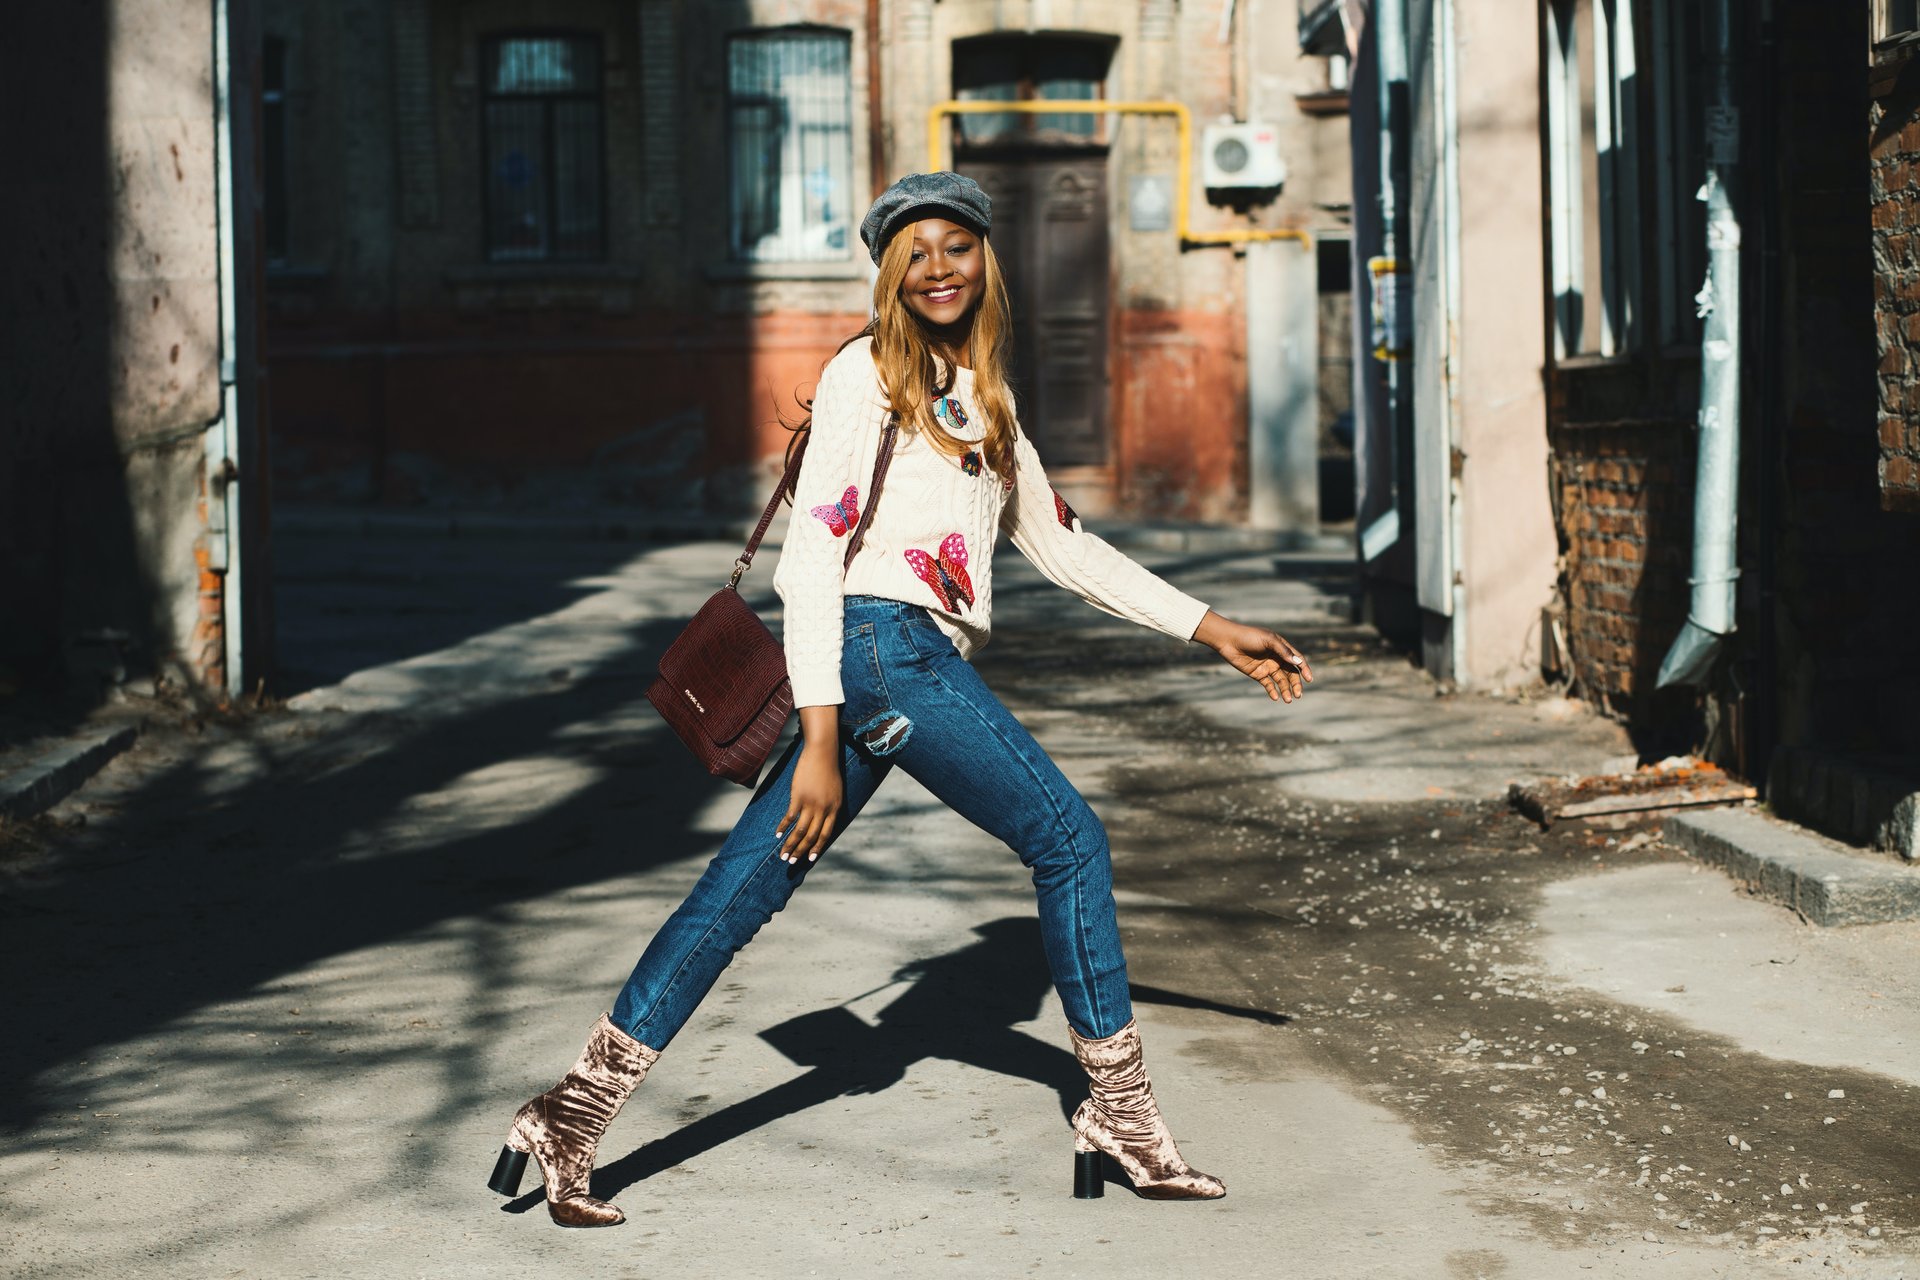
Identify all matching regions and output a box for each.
[853,709,913,756]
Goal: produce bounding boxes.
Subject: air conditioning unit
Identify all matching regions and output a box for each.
[1202,122,1287,191]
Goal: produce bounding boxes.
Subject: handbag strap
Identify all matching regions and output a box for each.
[729,415,900,588]
[841,418,899,570]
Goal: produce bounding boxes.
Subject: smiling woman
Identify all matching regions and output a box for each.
[902,220,976,326]
[485,171,1317,1229]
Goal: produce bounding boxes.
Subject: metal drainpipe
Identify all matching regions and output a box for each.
[1440,0,1465,683]
[1656,0,1741,689]
[208,0,244,696]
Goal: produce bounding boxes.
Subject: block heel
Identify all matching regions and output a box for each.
[488,1143,529,1196]
[1073,1148,1105,1199]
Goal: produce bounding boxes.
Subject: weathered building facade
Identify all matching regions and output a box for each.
[7,1,268,703]
[259,0,1353,524]
[1334,0,1919,843]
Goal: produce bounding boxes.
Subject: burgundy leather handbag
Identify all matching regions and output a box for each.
[646,419,898,787]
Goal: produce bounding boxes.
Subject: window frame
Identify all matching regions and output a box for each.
[479,30,609,265]
[1646,0,1708,349]
[1877,0,1920,43]
[724,26,857,265]
[950,34,1117,151]
[1544,0,1642,361]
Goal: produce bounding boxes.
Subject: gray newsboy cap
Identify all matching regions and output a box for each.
[859,172,993,265]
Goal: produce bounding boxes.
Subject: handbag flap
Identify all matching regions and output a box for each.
[654,587,790,744]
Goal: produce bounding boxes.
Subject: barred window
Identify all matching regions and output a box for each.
[727,30,854,263]
[482,34,605,262]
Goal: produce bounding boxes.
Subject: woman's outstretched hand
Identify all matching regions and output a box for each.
[778,706,845,864]
[1193,610,1314,703]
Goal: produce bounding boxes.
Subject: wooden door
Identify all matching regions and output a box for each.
[959,157,1110,466]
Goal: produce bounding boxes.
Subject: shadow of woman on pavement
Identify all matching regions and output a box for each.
[520,916,1287,1209]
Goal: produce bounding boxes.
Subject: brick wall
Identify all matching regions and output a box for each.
[1548,418,1694,723]
[1870,55,1920,514]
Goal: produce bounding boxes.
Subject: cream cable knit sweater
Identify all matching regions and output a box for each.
[772,337,1213,708]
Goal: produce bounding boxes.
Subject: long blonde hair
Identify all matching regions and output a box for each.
[781,221,1021,494]
[866,223,1020,487]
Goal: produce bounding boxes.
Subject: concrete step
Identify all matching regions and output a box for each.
[1665,806,1920,926]
[0,726,140,823]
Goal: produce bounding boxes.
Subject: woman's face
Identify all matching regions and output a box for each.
[900,218,982,331]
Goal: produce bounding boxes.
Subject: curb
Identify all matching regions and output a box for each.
[1666,806,1920,926]
[0,726,140,823]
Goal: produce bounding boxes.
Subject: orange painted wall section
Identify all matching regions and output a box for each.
[1111,310,1247,521]
[270,307,1243,517]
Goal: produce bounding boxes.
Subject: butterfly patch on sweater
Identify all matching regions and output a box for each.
[903,533,975,613]
[810,486,861,537]
[1052,488,1080,531]
[962,449,1016,493]
[934,397,970,432]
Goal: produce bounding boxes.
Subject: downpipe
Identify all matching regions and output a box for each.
[207,0,244,695]
[1657,0,1741,690]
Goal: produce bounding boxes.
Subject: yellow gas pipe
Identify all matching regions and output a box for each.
[925,99,1312,250]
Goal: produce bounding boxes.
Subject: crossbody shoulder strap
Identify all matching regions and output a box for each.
[729,415,900,588]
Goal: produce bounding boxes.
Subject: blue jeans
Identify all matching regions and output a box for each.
[611,595,1133,1048]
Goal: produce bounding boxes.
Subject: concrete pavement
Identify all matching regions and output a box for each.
[1,525,1915,1278]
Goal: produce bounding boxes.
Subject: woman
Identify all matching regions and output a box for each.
[487,172,1313,1227]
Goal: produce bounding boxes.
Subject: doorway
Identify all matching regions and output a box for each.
[951,35,1114,467]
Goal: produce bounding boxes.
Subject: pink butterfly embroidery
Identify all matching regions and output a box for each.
[903,533,975,613]
[1053,488,1079,530]
[810,486,861,537]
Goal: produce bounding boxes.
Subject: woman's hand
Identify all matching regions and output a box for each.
[1193,610,1314,703]
[778,707,844,864]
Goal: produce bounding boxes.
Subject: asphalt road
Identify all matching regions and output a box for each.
[1,523,1913,1279]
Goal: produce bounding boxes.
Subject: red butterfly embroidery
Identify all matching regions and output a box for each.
[810,486,861,537]
[903,533,975,612]
[1053,488,1079,531]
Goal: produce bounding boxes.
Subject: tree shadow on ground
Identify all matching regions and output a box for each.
[0,596,724,1131]
[269,530,648,696]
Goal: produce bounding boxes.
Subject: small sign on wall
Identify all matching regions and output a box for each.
[1129,175,1173,232]
[1368,256,1410,361]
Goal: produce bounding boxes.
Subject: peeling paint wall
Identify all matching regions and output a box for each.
[6,1,230,696]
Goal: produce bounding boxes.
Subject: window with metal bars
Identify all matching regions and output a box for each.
[482,34,606,262]
[726,29,854,263]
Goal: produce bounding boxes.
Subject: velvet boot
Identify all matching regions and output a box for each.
[1068,1019,1225,1200]
[487,1014,660,1226]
